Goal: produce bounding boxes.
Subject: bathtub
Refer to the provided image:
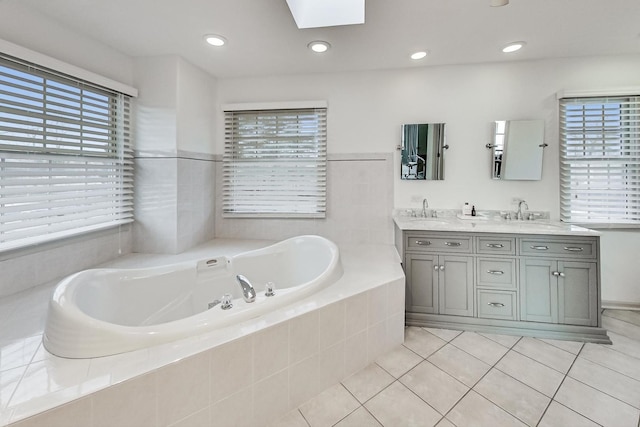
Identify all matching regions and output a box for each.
[43,235,342,358]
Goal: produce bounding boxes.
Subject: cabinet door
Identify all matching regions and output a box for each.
[558,261,598,326]
[520,259,558,323]
[439,255,474,317]
[406,254,439,314]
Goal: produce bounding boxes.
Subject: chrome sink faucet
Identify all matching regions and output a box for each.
[236,275,256,303]
[422,198,429,217]
[516,200,529,221]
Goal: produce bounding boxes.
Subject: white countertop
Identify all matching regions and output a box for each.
[393,214,600,237]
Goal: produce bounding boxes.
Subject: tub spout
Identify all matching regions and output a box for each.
[236,275,256,303]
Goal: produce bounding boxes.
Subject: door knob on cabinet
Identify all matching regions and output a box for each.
[439,265,445,271]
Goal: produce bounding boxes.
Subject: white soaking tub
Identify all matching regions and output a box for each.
[43,235,342,358]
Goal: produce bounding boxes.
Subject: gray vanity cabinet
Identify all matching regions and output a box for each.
[404,233,474,317]
[520,259,597,326]
[396,223,608,343]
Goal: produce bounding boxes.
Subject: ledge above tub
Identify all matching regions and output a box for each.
[393,212,600,237]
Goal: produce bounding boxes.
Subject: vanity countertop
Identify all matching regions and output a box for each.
[393,214,600,237]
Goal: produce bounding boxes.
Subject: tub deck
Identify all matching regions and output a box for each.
[0,239,405,426]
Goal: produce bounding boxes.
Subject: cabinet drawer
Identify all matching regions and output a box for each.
[477,236,516,255]
[406,234,472,253]
[477,258,517,289]
[520,238,596,259]
[477,290,518,321]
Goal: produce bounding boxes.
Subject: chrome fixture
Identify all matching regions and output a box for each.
[422,198,429,217]
[516,199,529,220]
[208,293,233,310]
[265,282,276,297]
[236,275,256,303]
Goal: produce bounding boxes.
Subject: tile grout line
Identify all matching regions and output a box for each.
[535,343,604,427]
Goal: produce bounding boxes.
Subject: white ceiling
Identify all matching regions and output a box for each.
[10,0,640,78]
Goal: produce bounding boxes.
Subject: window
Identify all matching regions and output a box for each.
[223,106,327,218]
[0,56,133,252]
[559,95,640,225]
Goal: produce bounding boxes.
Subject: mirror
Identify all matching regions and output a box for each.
[401,123,447,180]
[489,119,545,180]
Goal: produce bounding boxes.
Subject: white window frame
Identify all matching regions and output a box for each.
[559,92,640,227]
[0,54,134,252]
[222,102,327,218]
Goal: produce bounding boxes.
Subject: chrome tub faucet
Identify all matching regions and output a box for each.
[236,275,256,303]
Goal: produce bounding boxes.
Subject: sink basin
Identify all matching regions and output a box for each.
[517,222,566,231]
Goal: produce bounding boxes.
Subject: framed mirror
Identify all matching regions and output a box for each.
[400,123,447,180]
[489,119,545,180]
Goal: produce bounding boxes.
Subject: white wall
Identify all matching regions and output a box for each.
[217,54,640,305]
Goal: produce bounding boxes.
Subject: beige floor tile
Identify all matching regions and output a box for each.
[451,331,510,365]
[428,344,491,387]
[365,381,441,427]
[435,418,456,427]
[512,337,576,373]
[555,377,640,427]
[602,316,640,341]
[569,357,640,408]
[422,327,462,342]
[400,360,468,415]
[580,342,640,380]
[495,350,564,398]
[608,330,640,360]
[538,401,600,427]
[539,338,584,355]
[479,332,521,349]
[447,391,527,427]
[270,409,309,427]
[603,309,640,327]
[299,384,360,427]
[375,345,422,379]
[474,368,550,426]
[341,363,394,404]
[334,407,382,427]
[403,327,447,358]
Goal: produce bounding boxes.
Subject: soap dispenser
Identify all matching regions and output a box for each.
[471,205,476,216]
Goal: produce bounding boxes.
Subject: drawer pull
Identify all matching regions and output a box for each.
[530,245,549,251]
[487,270,504,275]
[445,242,462,247]
[486,243,504,249]
[415,240,431,246]
[487,302,505,308]
[564,246,584,252]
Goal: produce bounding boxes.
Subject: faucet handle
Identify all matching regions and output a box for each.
[221,293,233,310]
[265,282,276,297]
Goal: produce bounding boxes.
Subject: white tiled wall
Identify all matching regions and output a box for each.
[215,153,394,245]
[9,279,405,427]
[133,151,215,254]
[0,226,132,298]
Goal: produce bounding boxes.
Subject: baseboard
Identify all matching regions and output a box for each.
[602,300,640,311]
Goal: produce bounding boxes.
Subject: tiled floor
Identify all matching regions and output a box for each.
[273,309,640,427]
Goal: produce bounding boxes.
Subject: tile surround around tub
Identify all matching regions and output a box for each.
[7,282,405,427]
[134,150,215,254]
[215,153,394,245]
[0,225,132,298]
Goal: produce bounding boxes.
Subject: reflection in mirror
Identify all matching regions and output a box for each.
[490,120,545,180]
[401,123,446,180]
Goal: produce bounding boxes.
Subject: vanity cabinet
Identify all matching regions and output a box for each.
[396,225,608,343]
[404,233,473,317]
[520,236,598,326]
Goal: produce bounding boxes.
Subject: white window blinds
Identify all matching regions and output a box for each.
[559,95,640,224]
[223,107,327,218]
[0,56,134,252]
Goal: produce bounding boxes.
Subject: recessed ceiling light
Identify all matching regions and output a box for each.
[204,35,226,47]
[502,41,525,53]
[490,0,509,6]
[410,51,428,60]
[308,41,331,53]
